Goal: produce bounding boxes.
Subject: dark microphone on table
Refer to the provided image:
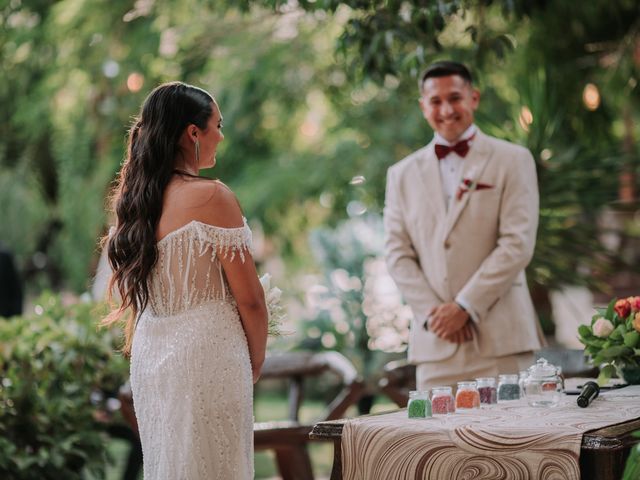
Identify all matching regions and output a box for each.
[577,381,600,408]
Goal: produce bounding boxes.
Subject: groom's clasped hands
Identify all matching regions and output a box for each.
[427,302,474,344]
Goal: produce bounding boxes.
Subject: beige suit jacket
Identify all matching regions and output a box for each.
[384,130,544,363]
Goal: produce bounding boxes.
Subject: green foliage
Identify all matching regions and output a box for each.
[479,66,619,290]
[2,0,639,310]
[0,165,50,259]
[578,297,640,385]
[297,215,404,383]
[259,0,639,295]
[0,293,129,479]
[298,215,380,376]
[260,0,547,82]
[623,430,640,480]
[1,1,347,289]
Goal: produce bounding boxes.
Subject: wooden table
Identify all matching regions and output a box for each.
[310,411,640,480]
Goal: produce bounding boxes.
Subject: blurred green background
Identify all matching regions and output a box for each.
[2,0,640,478]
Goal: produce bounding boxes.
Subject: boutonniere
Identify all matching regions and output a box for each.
[456,178,494,200]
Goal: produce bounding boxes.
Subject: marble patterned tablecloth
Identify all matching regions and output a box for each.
[342,388,640,480]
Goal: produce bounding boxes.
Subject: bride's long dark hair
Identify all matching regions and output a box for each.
[102,82,213,355]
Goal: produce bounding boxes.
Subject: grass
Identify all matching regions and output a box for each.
[254,391,334,479]
[104,392,397,479]
[105,439,134,480]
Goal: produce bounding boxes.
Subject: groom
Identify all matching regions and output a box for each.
[384,61,544,390]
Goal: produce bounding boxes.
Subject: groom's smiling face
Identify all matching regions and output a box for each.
[419,75,480,143]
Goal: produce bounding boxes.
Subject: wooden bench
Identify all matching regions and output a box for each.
[377,359,415,408]
[254,351,365,480]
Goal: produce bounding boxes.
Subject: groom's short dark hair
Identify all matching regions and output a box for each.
[419,61,473,90]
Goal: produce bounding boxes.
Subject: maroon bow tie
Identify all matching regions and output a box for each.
[435,136,474,160]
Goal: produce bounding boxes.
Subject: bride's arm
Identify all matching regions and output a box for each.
[202,183,268,384]
[222,249,268,384]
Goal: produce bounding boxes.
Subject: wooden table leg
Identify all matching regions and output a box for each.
[330,439,343,480]
[580,445,632,480]
[274,445,314,480]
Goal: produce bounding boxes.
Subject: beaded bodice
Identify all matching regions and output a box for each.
[147,219,252,317]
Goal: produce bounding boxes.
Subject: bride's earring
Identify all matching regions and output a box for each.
[195,139,200,165]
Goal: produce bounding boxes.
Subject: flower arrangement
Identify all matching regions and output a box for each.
[259,273,287,337]
[578,295,640,385]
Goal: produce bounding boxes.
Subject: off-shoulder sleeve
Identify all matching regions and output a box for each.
[192,218,253,262]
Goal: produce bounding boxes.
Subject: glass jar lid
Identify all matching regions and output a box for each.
[431,386,452,394]
[527,358,559,379]
[457,381,477,388]
[409,390,429,398]
[476,377,496,384]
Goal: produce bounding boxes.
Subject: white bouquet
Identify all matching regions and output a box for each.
[259,273,286,336]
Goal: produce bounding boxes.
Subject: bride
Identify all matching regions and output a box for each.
[102,82,268,479]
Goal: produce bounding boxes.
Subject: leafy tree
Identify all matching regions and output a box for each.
[253,0,640,296]
[0,2,341,290]
[3,0,639,301]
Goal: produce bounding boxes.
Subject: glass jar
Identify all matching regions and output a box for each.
[431,386,455,415]
[476,377,497,405]
[407,390,431,418]
[522,358,563,407]
[497,374,521,402]
[556,366,565,390]
[455,381,480,410]
[518,370,528,395]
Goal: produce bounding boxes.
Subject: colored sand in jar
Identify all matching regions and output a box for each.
[455,390,480,409]
[408,398,431,418]
[498,383,520,401]
[431,395,454,414]
[478,386,497,404]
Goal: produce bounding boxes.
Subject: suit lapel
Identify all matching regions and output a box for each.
[443,131,493,237]
[416,143,446,223]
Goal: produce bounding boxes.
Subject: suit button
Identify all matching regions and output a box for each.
[444,241,451,249]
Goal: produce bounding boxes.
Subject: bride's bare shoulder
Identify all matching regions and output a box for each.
[171,178,243,228]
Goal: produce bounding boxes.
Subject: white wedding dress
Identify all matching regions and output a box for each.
[129,219,254,479]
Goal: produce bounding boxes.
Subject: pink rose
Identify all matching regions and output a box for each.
[593,317,615,338]
[634,312,640,334]
[627,296,640,313]
[614,299,631,319]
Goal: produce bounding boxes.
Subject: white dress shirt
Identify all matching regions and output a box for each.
[434,124,477,210]
[433,124,479,323]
